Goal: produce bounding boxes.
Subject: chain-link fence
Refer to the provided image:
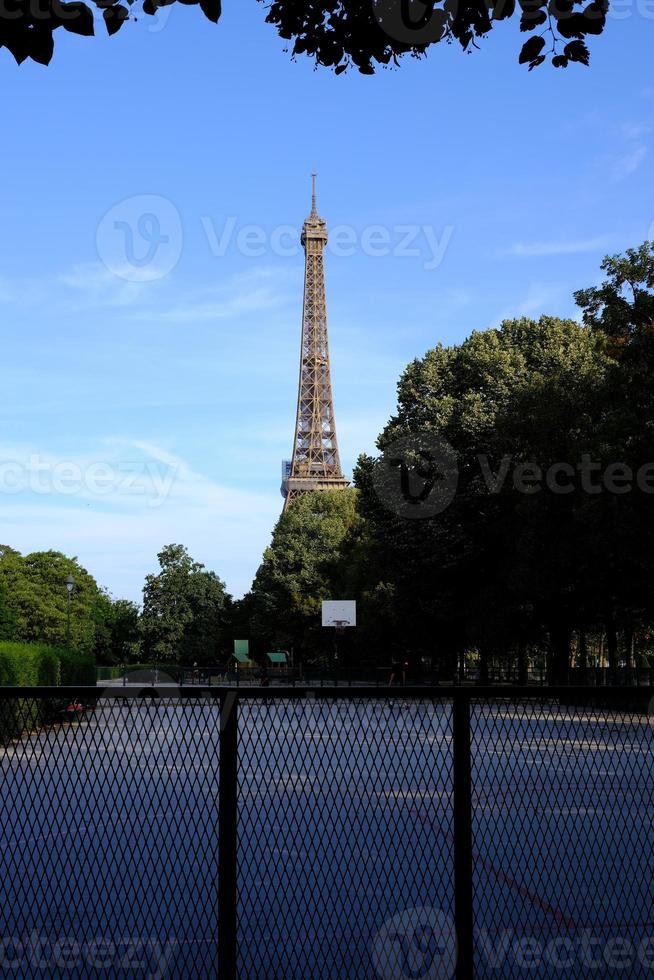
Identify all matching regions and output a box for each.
[1,686,652,978]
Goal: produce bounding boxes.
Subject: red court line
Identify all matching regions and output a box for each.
[414,808,654,931]
[413,809,578,929]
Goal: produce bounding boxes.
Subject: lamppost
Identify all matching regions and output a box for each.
[65,573,75,647]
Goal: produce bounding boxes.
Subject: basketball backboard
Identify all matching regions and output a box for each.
[322,600,356,627]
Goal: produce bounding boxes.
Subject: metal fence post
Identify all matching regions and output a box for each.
[219,691,238,980]
[453,692,474,979]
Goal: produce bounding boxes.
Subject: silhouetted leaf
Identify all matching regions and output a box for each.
[564,38,590,63]
[57,2,95,35]
[519,34,545,63]
[29,29,55,64]
[520,7,546,28]
[493,0,516,20]
[199,0,221,23]
[582,0,606,34]
[104,4,129,34]
[4,30,31,65]
[528,53,546,69]
[0,0,606,70]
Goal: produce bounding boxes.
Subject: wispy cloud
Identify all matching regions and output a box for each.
[607,122,649,182]
[503,237,612,259]
[611,144,647,182]
[488,283,568,327]
[0,262,160,313]
[0,261,296,324]
[0,438,279,600]
[58,262,154,309]
[138,285,288,323]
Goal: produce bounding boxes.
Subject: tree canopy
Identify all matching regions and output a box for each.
[246,488,361,661]
[2,0,609,71]
[0,545,112,655]
[140,543,230,664]
[346,244,654,680]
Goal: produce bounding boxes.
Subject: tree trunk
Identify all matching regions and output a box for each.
[549,623,571,685]
[478,646,489,686]
[606,612,618,684]
[517,639,528,686]
[624,629,634,670]
[578,627,588,682]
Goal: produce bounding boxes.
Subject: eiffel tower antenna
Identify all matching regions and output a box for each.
[281,176,350,510]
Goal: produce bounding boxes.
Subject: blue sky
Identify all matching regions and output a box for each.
[1,3,653,601]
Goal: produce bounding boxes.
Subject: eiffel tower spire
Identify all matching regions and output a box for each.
[281,176,350,510]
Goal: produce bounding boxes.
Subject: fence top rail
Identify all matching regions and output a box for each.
[0,685,651,701]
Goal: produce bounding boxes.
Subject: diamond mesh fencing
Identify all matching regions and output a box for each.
[470,697,654,978]
[1,688,653,979]
[0,693,221,979]
[236,697,454,979]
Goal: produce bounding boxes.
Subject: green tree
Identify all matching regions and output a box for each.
[575,242,654,356]
[0,546,111,656]
[247,489,361,664]
[0,584,17,640]
[574,240,654,669]
[355,315,615,681]
[91,595,141,664]
[141,544,230,665]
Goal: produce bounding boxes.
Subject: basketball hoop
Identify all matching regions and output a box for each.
[331,619,349,634]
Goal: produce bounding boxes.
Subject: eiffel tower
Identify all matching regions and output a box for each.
[281,176,350,511]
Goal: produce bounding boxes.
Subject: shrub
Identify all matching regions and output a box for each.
[57,647,95,686]
[0,642,93,744]
[0,642,60,686]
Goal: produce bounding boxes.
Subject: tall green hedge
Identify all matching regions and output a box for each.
[0,642,95,745]
[0,642,60,686]
[57,648,96,686]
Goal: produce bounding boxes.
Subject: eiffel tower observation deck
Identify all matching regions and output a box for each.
[281,176,350,511]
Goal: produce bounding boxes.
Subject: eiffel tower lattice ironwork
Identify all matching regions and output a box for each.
[281,176,350,511]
